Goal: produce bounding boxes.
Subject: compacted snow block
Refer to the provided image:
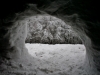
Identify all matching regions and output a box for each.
[0,0,100,75]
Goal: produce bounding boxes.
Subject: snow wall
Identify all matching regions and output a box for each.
[0,0,100,75]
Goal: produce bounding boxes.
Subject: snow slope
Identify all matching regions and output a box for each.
[0,44,88,75]
[25,43,87,75]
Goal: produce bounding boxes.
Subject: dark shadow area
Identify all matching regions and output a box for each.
[0,0,100,75]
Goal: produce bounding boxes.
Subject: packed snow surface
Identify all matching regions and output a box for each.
[25,43,86,75]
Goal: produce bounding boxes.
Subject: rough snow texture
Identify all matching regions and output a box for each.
[0,4,45,75]
[60,14,100,75]
[0,20,34,74]
[26,44,86,75]
[0,1,100,75]
[0,44,87,75]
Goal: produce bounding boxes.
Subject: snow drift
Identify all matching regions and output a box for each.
[0,0,100,75]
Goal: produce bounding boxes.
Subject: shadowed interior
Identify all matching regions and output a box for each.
[0,0,100,75]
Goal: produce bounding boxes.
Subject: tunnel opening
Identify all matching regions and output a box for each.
[0,14,93,75]
[0,1,100,75]
[24,15,86,75]
[0,12,99,75]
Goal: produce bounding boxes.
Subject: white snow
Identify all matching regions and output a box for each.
[24,43,87,75]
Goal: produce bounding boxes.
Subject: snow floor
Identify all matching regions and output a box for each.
[25,43,87,75]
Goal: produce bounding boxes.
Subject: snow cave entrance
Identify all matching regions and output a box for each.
[25,15,86,74]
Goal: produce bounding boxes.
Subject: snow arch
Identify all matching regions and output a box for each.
[0,1,100,75]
